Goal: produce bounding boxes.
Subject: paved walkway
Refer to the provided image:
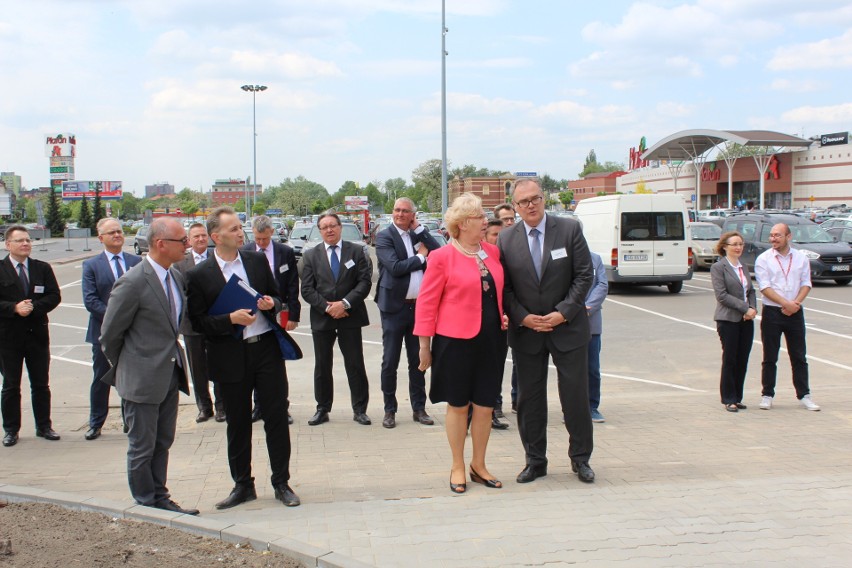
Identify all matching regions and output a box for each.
[1,246,851,567]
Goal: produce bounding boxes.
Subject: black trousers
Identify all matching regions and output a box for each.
[379,305,427,413]
[184,334,223,413]
[716,319,754,404]
[513,341,593,466]
[1,339,52,433]
[761,306,809,399]
[217,333,291,487]
[89,342,113,429]
[312,327,369,414]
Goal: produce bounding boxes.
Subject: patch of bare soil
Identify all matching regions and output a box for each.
[0,501,302,568]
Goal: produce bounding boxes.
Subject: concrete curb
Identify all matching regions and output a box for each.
[0,485,374,568]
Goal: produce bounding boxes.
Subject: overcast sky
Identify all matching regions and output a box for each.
[2,0,851,197]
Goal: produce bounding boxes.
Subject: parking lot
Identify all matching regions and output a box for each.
[2,244,852,566]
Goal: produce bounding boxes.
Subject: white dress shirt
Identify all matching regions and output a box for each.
[522,215,547,259]
[145,255,182,321]
[754,247,811,307]
[395,224,426,299]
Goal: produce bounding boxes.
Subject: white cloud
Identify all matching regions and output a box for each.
[656,102,694,118]
[770,79,823,93]
[781,103,852,125]
[768,29,852,70]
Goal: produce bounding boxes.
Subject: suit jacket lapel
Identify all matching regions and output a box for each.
[538,216,559,279]
[98,252,116,285]
[143,261,177,334]
[2,256,26,296]
[514,222,539,283]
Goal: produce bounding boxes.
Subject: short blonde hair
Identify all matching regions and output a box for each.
[444,193,483,239]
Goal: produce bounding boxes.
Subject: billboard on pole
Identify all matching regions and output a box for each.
[345,195,369,211]
[62,181,123,200]
[44,133,77,158]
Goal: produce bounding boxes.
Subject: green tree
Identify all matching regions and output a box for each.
[79,195,93,234]
[92,185,104,229]
[717,143,768,158]
[45,189,64,236]
[412,159,443,212]
[252,201,267,216]
[578,149,625,178]
[541,174,561,193]
[558,190,574,207]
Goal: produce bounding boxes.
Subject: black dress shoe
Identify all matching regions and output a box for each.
[2,432,18,447]
[288,413,293,425]
[214,409,227,423]
[353,412,371,425]
[35,428,61,441]
[251,407,262,423]
[155,499,200,516]
[273,484,300,507]
[571,461,595,483]
[382,412,396,429]
[493,407,505,419]
[196,409,214,423]
[412,410,434,425]
[84,427,102,441]
[516,464,547,484]
[491,412,509,430]
[307,409,329,426]
[215,485,257,510]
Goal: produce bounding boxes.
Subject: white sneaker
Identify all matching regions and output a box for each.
[800,395,820,411]
[759,396,773,410]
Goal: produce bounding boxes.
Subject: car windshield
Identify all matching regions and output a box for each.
[307,224,362,242]
[291,226,313,240]
[791,225,835,244]
[690,225,722,240]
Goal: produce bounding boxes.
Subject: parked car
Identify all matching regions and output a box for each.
[825,227,852,244]
[688,222,722,269]
[820,217,852,231]
[133,225,149,255]
[300,222,372,272]
[722,212,852,285]
[369,219,395,246]
[289,221,315,258]
[430,230,448,247]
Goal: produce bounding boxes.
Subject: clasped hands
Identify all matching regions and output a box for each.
[779,300,801,317]
[325,301,349,319]
[14,299,33,317]
[229,295,275,326]
[522,311,565,333]
[743,308,757,321]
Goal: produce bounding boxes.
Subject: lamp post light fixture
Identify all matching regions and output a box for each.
[241,84,267,217]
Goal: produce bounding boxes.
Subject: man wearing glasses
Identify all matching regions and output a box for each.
[497,180,596,484]
[374,198,440,429]
[1,225,61,447]
[81,218,142,440]
[100,217,199,514]
[300,212,373,427]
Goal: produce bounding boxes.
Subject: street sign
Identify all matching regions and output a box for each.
[265,208,283,215]
[691,194,696,202]
[514,172,538,177]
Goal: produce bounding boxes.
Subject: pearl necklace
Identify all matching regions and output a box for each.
[452,240,482,257]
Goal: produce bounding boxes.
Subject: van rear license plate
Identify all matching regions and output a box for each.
[624,254,648,261]
[830,265,850,272]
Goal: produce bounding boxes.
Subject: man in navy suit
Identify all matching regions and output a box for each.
[82,218,142,440]
[241,215,300,425]
[1,225,62,447]
[374,198,440,428]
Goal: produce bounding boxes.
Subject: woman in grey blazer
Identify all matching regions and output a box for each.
[710,231,758,412]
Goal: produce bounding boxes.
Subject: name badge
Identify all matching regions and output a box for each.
[344,259,355,269]
[279,264,289,273]
[34,285,45,293]
[477,249,488,260]
[551,247,568,260]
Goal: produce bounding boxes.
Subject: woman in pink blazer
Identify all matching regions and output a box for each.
[415,193,507,494]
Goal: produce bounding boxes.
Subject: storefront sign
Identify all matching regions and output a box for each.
[820,132,848,146]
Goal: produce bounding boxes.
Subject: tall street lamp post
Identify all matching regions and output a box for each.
[241,84,267,217]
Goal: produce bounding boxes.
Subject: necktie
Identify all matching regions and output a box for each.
[529,228,542,280]
[18,263,29,294]
[164,272,177,328]
[113,255,124,278]
[259,248,266,254]
[330,245,340,280]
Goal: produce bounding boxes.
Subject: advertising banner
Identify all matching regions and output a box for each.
[62,181,123,200]
[345,195,369,211]
[44,133,77,158]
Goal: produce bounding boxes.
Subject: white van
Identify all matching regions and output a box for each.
[574,194,692,293]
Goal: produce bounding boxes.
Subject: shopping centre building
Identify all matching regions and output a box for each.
[611,129,852,210]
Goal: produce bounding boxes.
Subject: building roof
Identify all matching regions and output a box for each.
[641,129,812,161]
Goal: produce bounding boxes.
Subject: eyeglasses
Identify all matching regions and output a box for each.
[319,224,340,231]
[99,230,123,236]
[725,242,744,247]
[160,237,189,245]
[7,238,32,244]
[514,195,544,208]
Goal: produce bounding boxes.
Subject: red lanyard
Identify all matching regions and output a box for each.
[775,253,793,283]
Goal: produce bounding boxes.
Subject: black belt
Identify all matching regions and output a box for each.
[244,331,272,344]
[403,299,416,305]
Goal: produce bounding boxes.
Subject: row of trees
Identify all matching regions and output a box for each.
[13,150,622,228]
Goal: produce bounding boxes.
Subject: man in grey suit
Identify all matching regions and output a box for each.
[498,179,596,484]
[100,217,198,515]
[82,218,141,440]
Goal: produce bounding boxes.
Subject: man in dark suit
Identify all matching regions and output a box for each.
[300,212,372,427]
[1,225,62,447]
[186,206,301,510]
[497,179,596,484]
[99,217,198,515]
[174,223,225,423]
[241,215,300,425]
[81,218,142,440]
[374,198,439,429]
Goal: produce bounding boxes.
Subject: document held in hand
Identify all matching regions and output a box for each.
[208,274,262,337]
